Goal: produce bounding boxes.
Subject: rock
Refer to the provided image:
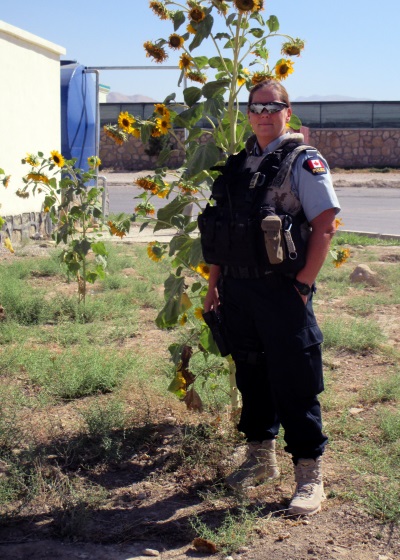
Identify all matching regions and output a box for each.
[143,549,160,557]
[349,407,364,415]
[349,264,379,286]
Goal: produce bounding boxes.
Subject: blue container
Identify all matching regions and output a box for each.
[60,61,97,171]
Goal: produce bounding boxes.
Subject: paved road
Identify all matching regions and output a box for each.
[103,172,400,238]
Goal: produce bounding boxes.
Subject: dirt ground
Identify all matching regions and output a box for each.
[0,223,400,559]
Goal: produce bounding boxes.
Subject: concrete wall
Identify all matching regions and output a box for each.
[100,127,400,171]
[0,21,65,238]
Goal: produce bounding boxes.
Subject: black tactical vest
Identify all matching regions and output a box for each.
[198,141,311,273]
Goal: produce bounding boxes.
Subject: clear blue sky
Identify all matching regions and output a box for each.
[2,0,398,102]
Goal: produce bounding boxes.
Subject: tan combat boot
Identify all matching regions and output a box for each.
[288,457,326,515]
[225,439,280,489]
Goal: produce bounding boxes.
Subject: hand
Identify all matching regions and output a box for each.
[294,286,308,306]
[204,286,220,312]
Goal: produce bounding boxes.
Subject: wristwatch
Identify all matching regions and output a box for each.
[293,278,311,296]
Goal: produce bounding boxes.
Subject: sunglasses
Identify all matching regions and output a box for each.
[248,102,288,114]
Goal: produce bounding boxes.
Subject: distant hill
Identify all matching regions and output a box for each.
[107,92,157,103]
[293,94,372,102]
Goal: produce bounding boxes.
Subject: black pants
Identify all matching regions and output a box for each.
[221,273,328,461]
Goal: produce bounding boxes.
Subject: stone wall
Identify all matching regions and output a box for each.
[100,128,400,171]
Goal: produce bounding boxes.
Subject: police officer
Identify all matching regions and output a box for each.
[203,80,341,515]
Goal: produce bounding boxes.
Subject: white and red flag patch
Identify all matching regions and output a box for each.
[303,158,327,175]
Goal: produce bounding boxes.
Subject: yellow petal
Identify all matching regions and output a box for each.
[4,237,14,253]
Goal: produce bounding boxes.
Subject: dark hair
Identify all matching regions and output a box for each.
[248,80,290,107]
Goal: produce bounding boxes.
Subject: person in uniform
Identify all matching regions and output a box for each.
[202,80,341,515]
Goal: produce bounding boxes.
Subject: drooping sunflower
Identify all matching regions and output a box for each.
[237,68,250,87]
[104,124,127,146]
[178,182,198,195]
[275,59,294,80]
[26,172,49,184]
[88,155,102,168]
[155,117,171,135]
[168,33,185,50]
[212,0,229,15]
[188,5,206,22]
[186,70,207,84]
[187,23,197,34]
[4,237,14,254]
[143,41,168,63]
[147,241,165,262]
[233,0,263,13]
[50,150,65,168]
[2,175,11,188]
[24,153,40,167]
[281,38,305,57]
[107,220,127,239]
[332,248,351,268]
[251,72,275,85]
[118,111,135,133]
[149,1,170,20]
[135,202,155,216]
[179,53,195,70]
[154,103,170,119]
[135,176,158,193]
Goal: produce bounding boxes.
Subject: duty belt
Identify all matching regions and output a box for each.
[222,265,274,279]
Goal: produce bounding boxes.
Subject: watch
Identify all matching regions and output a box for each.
[293,279,311,296]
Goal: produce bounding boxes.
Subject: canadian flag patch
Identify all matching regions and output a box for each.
[303,158,327,175]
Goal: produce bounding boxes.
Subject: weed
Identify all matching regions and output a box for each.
[321,317,385,351]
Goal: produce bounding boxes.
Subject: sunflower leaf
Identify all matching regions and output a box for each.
[156,274,186,328]
[172,10,185,31]
[214,32,230,41]
[184,86,203,107]
[249,28,264,38]
[267,15,279,32]
[289,113,302,131]
[186,143,221,177]
[193,56,209,70]
[155,196,195,232]
[204,95,225,119]
[173,104,204,128]
[202,80,230,99]
[189,15,213,51]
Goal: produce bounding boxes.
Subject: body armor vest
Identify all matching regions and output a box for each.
[198,137,314,273]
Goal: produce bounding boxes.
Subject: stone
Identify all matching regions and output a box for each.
[349,264,379,286]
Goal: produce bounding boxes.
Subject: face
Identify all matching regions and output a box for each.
[248,86,292,149]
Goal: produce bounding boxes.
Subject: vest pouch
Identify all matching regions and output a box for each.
[261,215,284,264]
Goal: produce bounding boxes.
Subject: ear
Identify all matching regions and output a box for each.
[286,107,292,121]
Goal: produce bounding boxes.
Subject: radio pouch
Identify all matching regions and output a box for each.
[261,215,284,264]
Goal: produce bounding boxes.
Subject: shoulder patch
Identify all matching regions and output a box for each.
[303,157,327,175]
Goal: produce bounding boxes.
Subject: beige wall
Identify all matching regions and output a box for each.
[100,128,400,171]
[0,21,65,217]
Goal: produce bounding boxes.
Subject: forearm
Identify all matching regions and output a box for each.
[204,264,221,312]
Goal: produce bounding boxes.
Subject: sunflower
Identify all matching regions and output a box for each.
[104,124,127,146]
[154,103,170,119]
[275,59,294,80]
[118,111,135,133]
[151,126,162,138]
[107,220,127,239]
[332,248,351,268]
[188,6,206,22]
[233,0,263,13]
[135,202,155,216]
[194,307,204,321]
[24,153,40,167]
[2,175,11,188]
[212,0,229,14]
[237,68,250,87]
[155,117,171,135]
[281,38,305,57]
[179,53,194,70]
[88,155,101,168]
[4,237,14,254]
[16,189,29,199]
[135,177,158,193]
[195,263,210,280]
[131,128,141,139]
[143,41,168,63]
[179,313,188,326]
[50,150,65,168]
[178,182,198,195]
[168,33,185,50]
[335,217,344,229]
[149,1,170,20]
[187,23,197,34]
[251,72,275,85]
[186,70,207,84]
[147,241,165,262]
[26,172,49,184]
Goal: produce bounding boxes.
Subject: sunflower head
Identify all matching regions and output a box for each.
[88,155,101,168]
[188,5,206,22]
[211,0,229,14]
[275,59,294,80]
[281,38,305,57]
[135,202,155,216]
[155,117,171,135]
[233,0,263,13]
[50,150,65,168]
[2,175,11,188]
[154,103,170,119]
[135,177,158,193]
[118,111,135,133]
[144,41,168,63]
[237,68,250,87]
[194,307,205,321]
[335,217,344,229]
[107,220,127,239]
[186,70,207,84]
[24,153,40,167]
[179,53,195,70]
[147,241,165,262]
[168,33,185,50]
[26,172,49,185]
[195,263,210,280]
[331,248,351,268]
[251,72,275,85]
[149,1,170,20]
[104,124,128,145]
[186,23,197,34]
[179,313,188,326]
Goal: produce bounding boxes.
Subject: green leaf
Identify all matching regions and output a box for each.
[214,32,230,41]
[199,325,221,356]
[226,13,236,26]
[156,146,173,167]
[0,168,4,174]
[173,103,204,128]
[155,273,186,328]
[186,142,221,177]
[208,57,233,73]
[184,220,199,234]
[91,241,108,256]
[249,27,264,38]
[204,96,225,119]
[188,236,203,267]
[191,282,203,293]
[163,92,176,105]
[73,238,92,257]
[186,127,204,143]
[155,196,194,232]
[140,122,153,144]
[250,11,264,26]
[193,56,209,70]
[289,113,302,131]
[168,343,186,366]
[172,10,185,31]
[267,15,279,32]
[184,86,203,107]
[202,80,230,99]
[189,14,213,51]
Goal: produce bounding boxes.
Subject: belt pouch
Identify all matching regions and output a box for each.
[261,215,284,264]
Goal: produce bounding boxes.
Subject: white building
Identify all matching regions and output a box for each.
[0,21,65,240]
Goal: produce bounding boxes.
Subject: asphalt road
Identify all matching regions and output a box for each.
[104,173,400,238]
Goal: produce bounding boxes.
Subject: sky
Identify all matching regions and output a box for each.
[1,0,399,102]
